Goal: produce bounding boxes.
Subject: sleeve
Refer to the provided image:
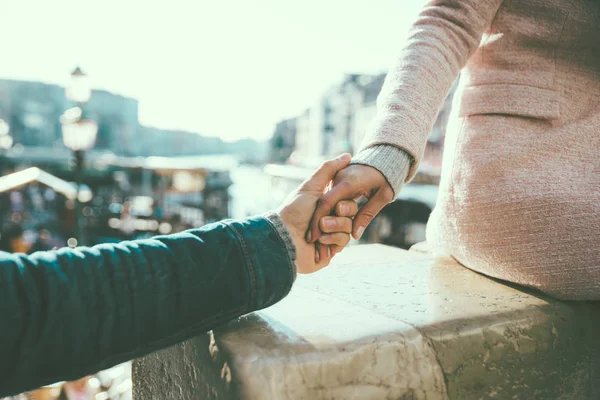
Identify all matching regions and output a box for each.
[0,214,296,397]
[351,144,412,197]
[357,0,504,182]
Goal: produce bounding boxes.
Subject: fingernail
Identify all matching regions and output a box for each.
[339,203,349,216]
[315,248,320,263]
[327,247,331,258]
[355,226,365,240]
[323,217,336,229]
[306,231,312,242]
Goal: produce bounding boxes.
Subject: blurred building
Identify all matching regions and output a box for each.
[269,117,296,163]
[288,73,386,167]
[0,79,139,155]
[349,77,384,153]
[137,126,223,157]
[136,126,268,164]
[292,108,315,165]
[87,89,139,155]
[326,74,386,156]
[0,80,66,149]
[0,78,268,171]
[290,106,322,167]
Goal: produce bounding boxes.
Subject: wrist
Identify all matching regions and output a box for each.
[264,211,297,273]
[351,145,412,197]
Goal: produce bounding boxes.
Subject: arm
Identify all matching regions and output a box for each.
[308,0,503,241]
[0,214,293,396]
[356,0,503,184]
[0,154,356,397]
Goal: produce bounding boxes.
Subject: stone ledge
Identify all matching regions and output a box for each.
[133,245,600,399]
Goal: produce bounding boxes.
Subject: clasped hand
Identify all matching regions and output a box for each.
[278,154,393,275]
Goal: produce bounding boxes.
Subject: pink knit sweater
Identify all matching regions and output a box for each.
[354,0,600,300]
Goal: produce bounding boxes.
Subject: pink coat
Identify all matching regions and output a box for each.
[361,0,600,299]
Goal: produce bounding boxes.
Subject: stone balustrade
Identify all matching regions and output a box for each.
[133,244,600,399]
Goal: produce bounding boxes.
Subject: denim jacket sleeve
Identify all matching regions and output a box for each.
[0,212,296,397]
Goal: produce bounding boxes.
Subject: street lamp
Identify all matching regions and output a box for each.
[61,66,97,245]
[0,119,13,150]
[0,119,13,174]
[60,107,97,151]
[66,66,92,103]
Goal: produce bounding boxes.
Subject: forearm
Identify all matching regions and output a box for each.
[0,213,295,397]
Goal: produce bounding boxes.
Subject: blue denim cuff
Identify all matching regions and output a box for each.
[263,211,297,270]
[224,215,296,311]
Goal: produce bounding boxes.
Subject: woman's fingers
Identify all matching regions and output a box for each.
[352,187,393,240]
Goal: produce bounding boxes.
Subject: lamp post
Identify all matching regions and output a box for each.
[0,119,13,174]
[61,67,97,245]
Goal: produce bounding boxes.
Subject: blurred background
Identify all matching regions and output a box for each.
[0,1,453,399]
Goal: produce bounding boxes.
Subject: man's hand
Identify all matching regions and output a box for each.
[278,154,358,274]
[307,164,394,244]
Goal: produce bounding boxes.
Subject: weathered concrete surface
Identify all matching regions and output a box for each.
[133,244,600,399]
[133,332,234,399]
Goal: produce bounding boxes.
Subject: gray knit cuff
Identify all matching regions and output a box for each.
[263,211,297,281]
[351,145,412,197]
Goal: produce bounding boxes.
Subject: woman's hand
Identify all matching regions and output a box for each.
[307,164,394,244]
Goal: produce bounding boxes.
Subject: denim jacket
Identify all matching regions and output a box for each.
[0,212,296,397]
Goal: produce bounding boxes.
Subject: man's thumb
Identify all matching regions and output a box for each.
[304,153,351,191]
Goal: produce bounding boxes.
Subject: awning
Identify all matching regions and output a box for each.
[0,167,92,201]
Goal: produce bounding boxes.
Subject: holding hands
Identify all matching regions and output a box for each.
[277,154,358,274]
[307,164,394,245]
[278,155,393,275]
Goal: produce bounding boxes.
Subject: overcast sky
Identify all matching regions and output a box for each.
[0,1,420,142]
